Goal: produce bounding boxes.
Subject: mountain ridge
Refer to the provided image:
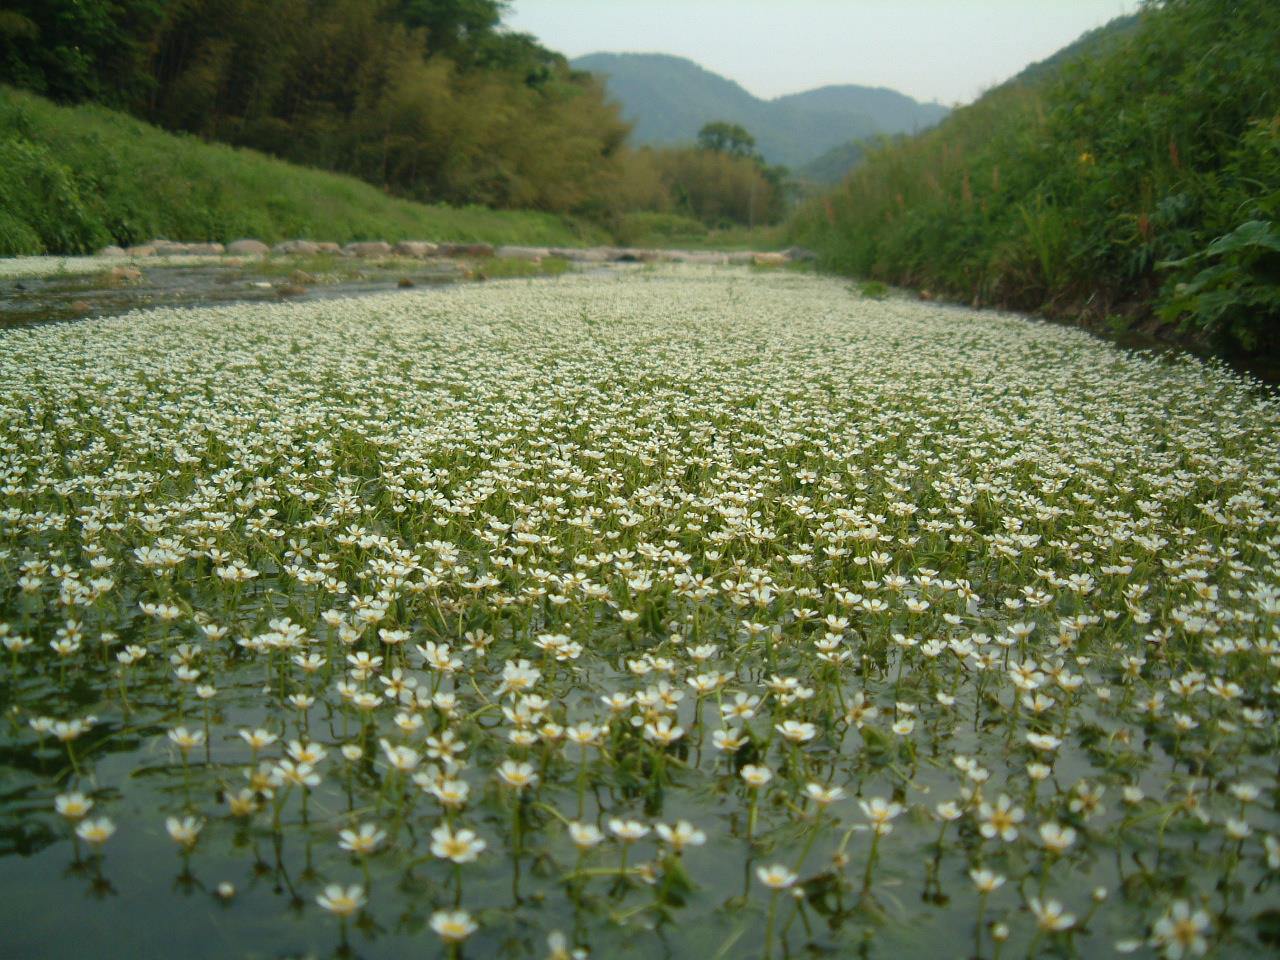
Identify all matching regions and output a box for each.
[570,52,948,169]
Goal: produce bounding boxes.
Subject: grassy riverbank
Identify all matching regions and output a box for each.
[0,87,606,256]
[789,0,1280,358]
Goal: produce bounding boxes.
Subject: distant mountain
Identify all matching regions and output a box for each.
[773,85,948,135]
[570,53,948,170]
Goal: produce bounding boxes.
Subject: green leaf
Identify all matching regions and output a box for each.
[1206,219,1280,256]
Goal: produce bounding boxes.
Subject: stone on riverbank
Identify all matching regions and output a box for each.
[784,246,817,262]
[495,245,549,262]
[393,241,438,257]
[551,247,611,263]
[343,241,393,257]
[150,241,191,255]
[613,249,660,263]
[227,239,269,256]
[437,243,495,258]
[753,253,789,267]
[273,240,320,256]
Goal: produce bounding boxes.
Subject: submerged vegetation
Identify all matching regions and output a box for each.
[2,268,1279,957]
[790,0,1280,357]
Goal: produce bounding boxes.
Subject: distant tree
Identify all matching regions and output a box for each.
[0,0,166,105]
[697,121,757,159]
[391,0,506,57]
[0,0,633,217]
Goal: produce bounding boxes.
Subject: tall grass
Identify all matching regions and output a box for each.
[0,87,605,256]
[789,0,1280,356]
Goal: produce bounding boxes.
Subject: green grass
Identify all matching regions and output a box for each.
[470,257,572,280]
[613,212,785,251]
[0,87,607,256]
[789,0,1280,358]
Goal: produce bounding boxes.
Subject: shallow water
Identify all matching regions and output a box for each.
[0,257,464,328]
[2,268,1278,959]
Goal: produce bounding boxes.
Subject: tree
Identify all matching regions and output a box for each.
[391,0,506,57]
[0,0,167,105]
[697,121,757,159]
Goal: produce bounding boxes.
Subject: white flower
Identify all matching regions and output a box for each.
[859,797,903,835]
[807,783,847,807]
[430,909,477,943]
[496,759,537,789]
[969,868,1005,893]
[430,824,486,863]
[338,823,386,855]
[977,795,1024,842]
[1029,897,1075,932]
[1151,901,1210,958]
[776,720,816,743]
[165,815,203,848]
[1038,821,1076,854]
[934,801,962,821]
[608,818,649,842]
[316,884,365,917]
[568,822,604,849]
[55,792,93,820]
[75,817,116,846]
[1025,732,1062,752]
[655,820,706,851]
[756,864,798,889]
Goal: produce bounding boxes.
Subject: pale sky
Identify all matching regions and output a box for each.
[504,0,1143,105]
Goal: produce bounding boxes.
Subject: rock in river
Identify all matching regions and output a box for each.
[273,240,320,256]
[343,241,392,257]
[226,239,270,256]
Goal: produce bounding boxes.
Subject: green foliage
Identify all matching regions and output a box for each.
[612,147,786,230]
[0,87,602,255]
[697,121,757,159]
[613,212,708,247]
[392,0,505,58]
[1160,220,1280,351]
[0,0,628,216]
[789,0,1280,357]
[0,1,166,105]
[0,3,808,241]
[614,215,783,251]
[0,132,108,255]
[797,139,867,186]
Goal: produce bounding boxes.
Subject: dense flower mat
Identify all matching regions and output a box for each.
[2,267,1278,958]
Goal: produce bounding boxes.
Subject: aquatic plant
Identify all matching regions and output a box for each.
[1,266,1278,957]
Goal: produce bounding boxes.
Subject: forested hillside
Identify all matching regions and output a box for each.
[0,87,599,255]
[789,0,1280,357]
[0,1,797,243]
[0,0,628,214]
